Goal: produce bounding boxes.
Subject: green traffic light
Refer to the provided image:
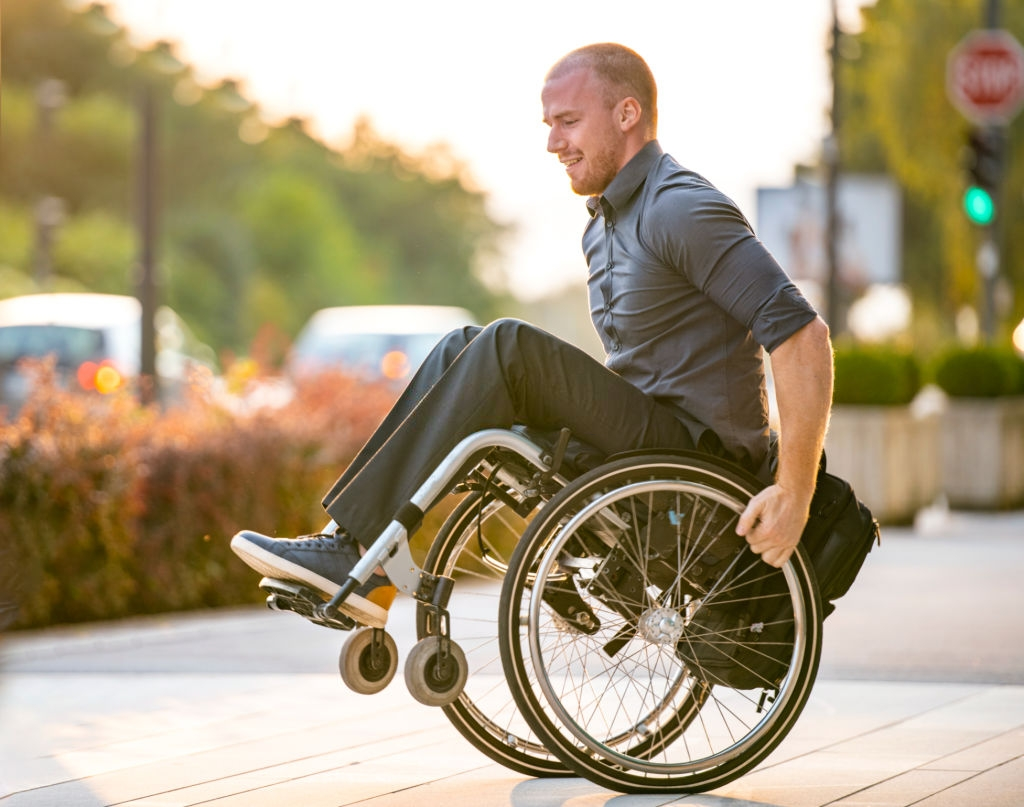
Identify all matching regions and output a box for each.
[963,186,995,225]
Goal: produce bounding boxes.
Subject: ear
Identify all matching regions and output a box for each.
[618,97,642,132]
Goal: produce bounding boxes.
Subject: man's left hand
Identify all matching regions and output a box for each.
[735,484,808,568]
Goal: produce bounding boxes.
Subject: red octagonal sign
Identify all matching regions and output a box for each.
[947,29,1024,123]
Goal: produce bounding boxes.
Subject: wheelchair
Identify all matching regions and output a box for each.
[259,427,825,794]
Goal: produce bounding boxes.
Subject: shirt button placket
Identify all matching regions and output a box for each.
[603,217,620,352]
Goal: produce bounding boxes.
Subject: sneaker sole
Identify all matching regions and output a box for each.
[230,534,389,629]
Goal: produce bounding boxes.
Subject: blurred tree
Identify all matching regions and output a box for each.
[0,0,507,360]
[0,203,34,272]
[837,0,1024,344]
[333,119,508,318]
[47,93,136,213]
[52,210,135,291]
[161,208,254,350]
[238,169,380,330]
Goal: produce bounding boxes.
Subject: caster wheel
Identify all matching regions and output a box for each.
[404,636,468,707]
[339,627,398,694]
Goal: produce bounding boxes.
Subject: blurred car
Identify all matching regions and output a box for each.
[0,292,216,414]
[287,304,478,385]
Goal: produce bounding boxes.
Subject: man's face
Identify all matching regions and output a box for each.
[542,67,626,197]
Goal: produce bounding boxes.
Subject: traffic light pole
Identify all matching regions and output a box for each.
[979,0,1004,342]
[949,0,1022,340]
[825,0,842,335]
[970,123,1004,342]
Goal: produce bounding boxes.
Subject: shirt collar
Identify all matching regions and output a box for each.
[586,140,664,219]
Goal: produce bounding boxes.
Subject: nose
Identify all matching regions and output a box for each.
[547,127,565,154]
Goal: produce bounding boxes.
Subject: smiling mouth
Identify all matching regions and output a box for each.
[562,157,582,169]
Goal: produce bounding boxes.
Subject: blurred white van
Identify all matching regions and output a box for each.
[287,304,477,384]
[0,292,215,413]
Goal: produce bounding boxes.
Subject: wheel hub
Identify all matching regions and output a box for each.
[638,606,685,644]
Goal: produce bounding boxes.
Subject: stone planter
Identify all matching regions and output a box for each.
[825,404,941,524]
[941,396,1024,510]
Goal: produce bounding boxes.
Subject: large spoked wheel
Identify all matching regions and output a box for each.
[419,489,570,777]
[499,453,824,794]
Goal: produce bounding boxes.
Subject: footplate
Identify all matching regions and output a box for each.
[259,577,357,631]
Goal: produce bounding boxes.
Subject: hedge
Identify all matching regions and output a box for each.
[831,344,922,406]
[0,362,414,630]
[931,345,1024,398]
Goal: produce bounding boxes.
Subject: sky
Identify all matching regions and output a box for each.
[93,0,873,301]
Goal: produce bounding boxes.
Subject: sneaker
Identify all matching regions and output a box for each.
[230,530,397,628]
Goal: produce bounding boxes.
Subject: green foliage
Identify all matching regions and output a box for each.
[0,0,506,359]
[49,92,136,212]
[1,0,131,96]
[53,210,135,291]
[161,208,254,350]
[327,120,507,318]
[237,170,380,334]
[832,344,922,405]
[0,362,403,629]
[0,203,34,271]
[932,345,1024,398]
[838,0,1024,337]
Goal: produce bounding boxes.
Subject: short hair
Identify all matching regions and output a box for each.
[546,43,658,136]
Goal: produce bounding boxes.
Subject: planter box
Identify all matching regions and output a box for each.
[825,404,941,524]
[941,396,1024,510]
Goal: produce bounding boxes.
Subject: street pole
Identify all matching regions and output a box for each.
[137,85,159,405]
[825,0,842,335]
[33,79,66,290]
[133,41,189,405]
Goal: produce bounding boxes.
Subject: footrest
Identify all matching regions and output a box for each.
[259,577,357,631]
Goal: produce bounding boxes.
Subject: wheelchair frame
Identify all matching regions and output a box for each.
[260,427,824,794]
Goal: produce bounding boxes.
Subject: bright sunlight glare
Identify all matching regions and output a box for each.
[91,0,874,300]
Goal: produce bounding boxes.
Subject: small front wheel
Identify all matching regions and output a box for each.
[404,637,469,707]
[339,627,398,694]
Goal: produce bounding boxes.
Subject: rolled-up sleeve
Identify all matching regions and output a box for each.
[749,282,818,353]
[645,186,818,353]
[703,236,818,353]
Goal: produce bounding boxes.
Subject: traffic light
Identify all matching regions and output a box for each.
[963,186,995,225]
[962,127,1004,226]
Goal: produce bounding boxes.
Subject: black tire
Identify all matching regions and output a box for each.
[419,490,569,776]
[498,453,824,794]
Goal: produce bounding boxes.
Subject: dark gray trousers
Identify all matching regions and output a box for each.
[321,318,697,549]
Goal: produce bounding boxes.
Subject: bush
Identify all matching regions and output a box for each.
[0,362,404,630]
[932,345,1024,398]
[832,344,922,406]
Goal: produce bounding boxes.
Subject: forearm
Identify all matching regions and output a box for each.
[737,316,833,567]
[769,316,834,509]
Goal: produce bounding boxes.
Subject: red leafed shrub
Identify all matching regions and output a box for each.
[0,363,401,629]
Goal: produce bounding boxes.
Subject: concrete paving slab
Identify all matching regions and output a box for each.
[4,669,1021,807]
[905,754,1024,807]
[2,510,1023,806]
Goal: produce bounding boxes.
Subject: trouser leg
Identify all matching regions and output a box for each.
[323,325,482,499]
[323,318,696,550]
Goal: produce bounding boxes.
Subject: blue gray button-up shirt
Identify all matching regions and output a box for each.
[584,141,817,478]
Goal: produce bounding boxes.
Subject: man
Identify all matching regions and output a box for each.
[231,43,833,628]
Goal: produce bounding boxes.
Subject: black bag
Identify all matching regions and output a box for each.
[676,468,879,689]
[801,468,880,618]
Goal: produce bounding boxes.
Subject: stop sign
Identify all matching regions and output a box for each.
[947,29,1024,123]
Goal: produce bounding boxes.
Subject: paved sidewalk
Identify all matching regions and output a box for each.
[2,510,1023,806]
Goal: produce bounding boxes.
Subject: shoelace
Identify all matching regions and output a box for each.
[284,531,389,585]
[288,532,353,552]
